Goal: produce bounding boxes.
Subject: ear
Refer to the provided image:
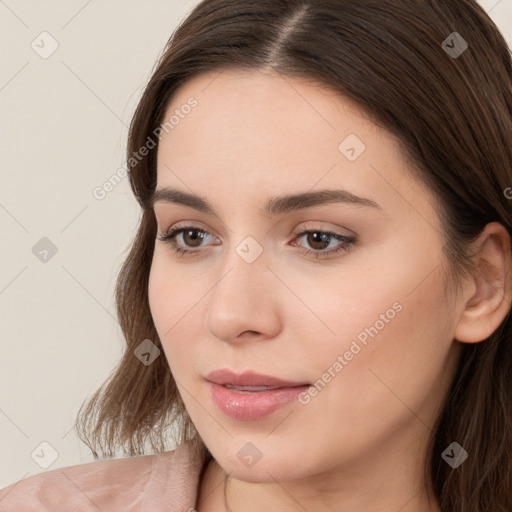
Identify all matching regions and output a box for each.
[454,222,512,343]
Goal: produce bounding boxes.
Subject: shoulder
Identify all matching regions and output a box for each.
[0,442,206,512]
[0,452,158,511]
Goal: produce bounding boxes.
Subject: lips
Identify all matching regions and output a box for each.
[206,369,312,420]
[205,368,310,388]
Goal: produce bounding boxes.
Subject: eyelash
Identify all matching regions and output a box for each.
[156,224,356,259]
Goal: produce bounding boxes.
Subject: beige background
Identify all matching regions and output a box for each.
[1,0,511,488]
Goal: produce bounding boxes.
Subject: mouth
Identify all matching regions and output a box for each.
[205,369,312,420]
[221,383,299,393]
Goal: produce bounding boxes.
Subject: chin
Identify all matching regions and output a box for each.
[212,445,307,483]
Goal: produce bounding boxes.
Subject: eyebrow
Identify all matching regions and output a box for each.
[149,187,382,215]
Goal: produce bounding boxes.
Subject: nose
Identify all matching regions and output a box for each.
[204,246,282,345]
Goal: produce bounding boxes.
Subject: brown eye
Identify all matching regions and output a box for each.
[180,228,206,248]
[292,229,356,259]
[305,231,332,251]
[156,225,218,256]
[157,225,355,260]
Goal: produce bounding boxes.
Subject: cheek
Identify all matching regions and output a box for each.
[308,265,455,428]
[148,257,179,354]
[148,251,193,328]
[314,236,451,367]
[147,257,166,329]
[147,255,204,372]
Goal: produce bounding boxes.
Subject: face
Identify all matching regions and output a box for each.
[148,69,462,484]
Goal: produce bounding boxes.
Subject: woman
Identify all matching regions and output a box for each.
[1,1,511,510]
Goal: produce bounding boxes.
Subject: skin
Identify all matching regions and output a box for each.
[148,68,512,512]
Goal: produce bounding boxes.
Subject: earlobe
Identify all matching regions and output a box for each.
[453,222,512,343]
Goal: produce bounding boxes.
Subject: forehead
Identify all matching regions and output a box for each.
[154,69,436,225]
[160,68,382,152]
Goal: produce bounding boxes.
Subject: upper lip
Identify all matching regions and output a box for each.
[205,369,310,388]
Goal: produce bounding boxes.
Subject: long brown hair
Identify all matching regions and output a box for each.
[75,1,512,509]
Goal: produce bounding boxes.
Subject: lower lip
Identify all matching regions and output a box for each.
[208,382,310,420]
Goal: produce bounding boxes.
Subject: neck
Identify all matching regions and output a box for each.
[224,475,439,512]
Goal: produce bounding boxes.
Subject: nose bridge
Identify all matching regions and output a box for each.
[204,235,280,341]
[216,230,268,295]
